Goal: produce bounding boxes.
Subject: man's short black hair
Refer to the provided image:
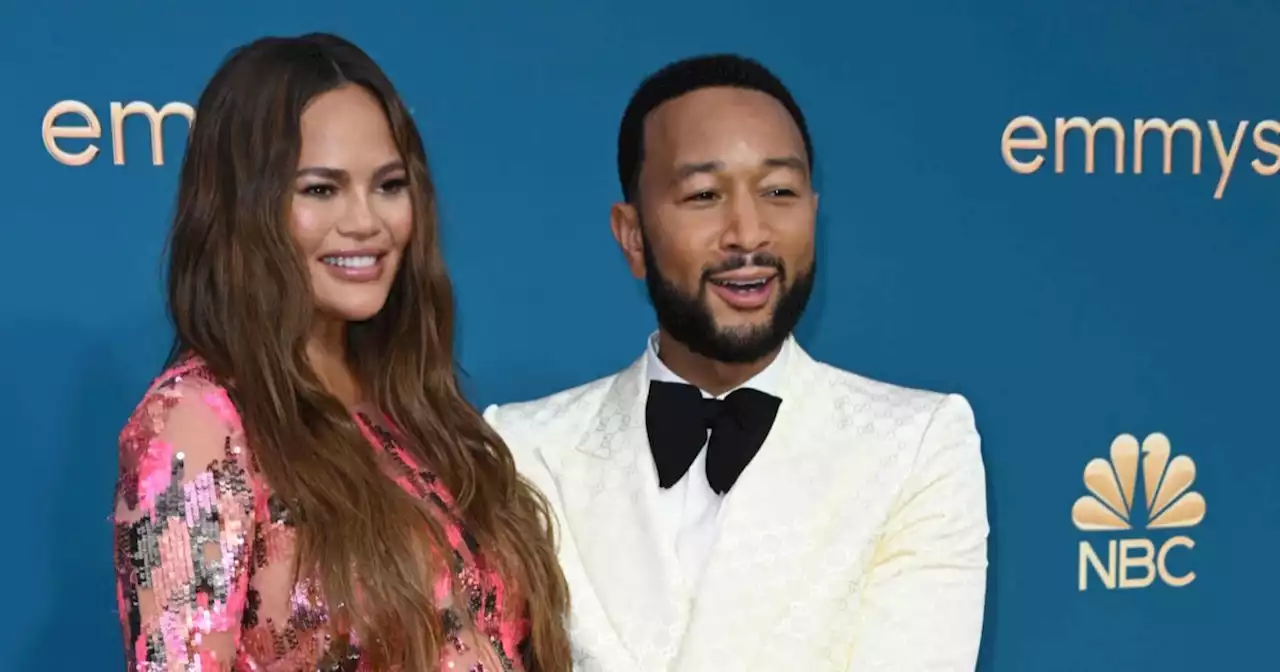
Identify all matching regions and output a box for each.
[616,53,814,203]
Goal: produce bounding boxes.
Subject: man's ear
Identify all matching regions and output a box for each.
[610,201,646,279]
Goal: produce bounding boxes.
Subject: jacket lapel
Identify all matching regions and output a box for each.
[673,341,839,670]
[550,355,690,670]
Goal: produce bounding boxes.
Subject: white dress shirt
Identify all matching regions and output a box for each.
[643,331,788,587]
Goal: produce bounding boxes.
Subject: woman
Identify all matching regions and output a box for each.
[111,33,571,671]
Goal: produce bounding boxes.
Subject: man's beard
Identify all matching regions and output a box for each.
[642,236,815,364]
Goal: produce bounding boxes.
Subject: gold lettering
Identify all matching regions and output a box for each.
[1118,538,1156,589]
[1003,115,1280,198]
[1055,117,1125,174]
[1078,540,1116,591]
[1001,116,1047,173]
[1251,120,1280,176]
[109,101,195,165]
[1133,118,1201,174]
[1157,535,1196,587]
[42,100,102,167]
[1208,120,1248,199]
[1079,536,1196,591]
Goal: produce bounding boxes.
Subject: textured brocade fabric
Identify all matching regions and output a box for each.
[112,358,529,671]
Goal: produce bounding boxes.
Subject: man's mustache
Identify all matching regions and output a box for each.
[701,252,786,282]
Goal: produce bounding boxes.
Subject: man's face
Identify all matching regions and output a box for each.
[616,86,818,363]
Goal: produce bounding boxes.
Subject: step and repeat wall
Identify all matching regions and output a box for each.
[2,1,1274,669]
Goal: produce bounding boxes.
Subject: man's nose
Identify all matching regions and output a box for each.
[720,192,770,252]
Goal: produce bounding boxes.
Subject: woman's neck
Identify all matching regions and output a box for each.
[307,317,361,408]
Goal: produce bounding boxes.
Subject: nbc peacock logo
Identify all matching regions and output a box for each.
[1071,432,1206,591]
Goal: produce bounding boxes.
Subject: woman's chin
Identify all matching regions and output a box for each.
[316,298,390,324]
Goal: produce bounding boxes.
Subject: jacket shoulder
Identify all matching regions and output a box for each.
[815,359,951,406]
[482,371,617,442]
[805,357,975,434]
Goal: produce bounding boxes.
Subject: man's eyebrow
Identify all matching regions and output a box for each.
[672,160,725,183]
[670,156,808,184]
[763,155,807,174]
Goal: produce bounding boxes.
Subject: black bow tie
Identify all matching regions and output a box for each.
[644,380,782,495]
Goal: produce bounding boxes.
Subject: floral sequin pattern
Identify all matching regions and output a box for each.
[112,359,530,671]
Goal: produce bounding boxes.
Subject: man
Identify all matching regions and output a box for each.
[484,54,988,671]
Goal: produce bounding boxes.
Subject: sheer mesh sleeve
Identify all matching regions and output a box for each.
[439,604,512,671]
[112,378,257,671]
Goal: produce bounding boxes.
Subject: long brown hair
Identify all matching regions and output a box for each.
[165,33,570,670]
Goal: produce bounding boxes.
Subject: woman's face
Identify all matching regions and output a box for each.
[290,84,412,323]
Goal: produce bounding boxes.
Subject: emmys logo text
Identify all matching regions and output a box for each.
[1071,433,1206,591]
[1001,115,1280,199]
[42,100,194,167]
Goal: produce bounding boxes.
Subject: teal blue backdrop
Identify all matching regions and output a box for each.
[1,1,1274,669]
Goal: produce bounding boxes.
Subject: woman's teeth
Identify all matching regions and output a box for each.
[322,255,377,268]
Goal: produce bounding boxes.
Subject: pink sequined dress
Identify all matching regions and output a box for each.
[112,357,532,671]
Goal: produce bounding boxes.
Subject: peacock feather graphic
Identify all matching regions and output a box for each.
[1071,433,1206,531]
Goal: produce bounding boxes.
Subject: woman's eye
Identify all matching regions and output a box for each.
[302,184,336,197]
[381,178,409,193]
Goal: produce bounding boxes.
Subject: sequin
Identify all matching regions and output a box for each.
[112,357,530,671]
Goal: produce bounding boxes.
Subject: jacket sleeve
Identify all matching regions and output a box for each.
[845,393,990,671]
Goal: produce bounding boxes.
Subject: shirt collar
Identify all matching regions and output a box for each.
[643,331,788,400]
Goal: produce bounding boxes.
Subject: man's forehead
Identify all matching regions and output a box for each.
[645,88,803,155]
[651,87,792,126]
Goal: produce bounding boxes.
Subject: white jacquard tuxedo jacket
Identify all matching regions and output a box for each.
[483,337,989,671]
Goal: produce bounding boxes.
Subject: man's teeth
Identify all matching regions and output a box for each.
[711,278,770,289]
[323,255,377,268]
